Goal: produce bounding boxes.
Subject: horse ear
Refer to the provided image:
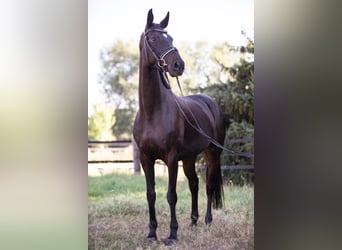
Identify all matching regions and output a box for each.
[160,11,169,29]
[147,9,154,28]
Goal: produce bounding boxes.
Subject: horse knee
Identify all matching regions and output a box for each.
[147,190,156,203]
[167,191,177,205]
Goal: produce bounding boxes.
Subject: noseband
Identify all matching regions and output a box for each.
[144,29,178,68]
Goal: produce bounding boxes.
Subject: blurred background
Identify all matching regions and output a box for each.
[2,0,341,249]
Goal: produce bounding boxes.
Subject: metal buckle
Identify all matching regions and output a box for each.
[158,59,167,67]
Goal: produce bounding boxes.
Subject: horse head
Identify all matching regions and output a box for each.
[141,9,185,77]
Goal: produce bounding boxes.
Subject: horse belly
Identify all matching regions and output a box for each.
[178,134,209,159]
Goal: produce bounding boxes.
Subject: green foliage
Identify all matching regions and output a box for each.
[99,40,139,139]
[193,38,254,176]
[112,108,136,139]
[99,40,139,106]
[223,120,254,165]
[88,103,115,140]
[204,40,254,125]
[173,41,222,93]
[226,58,254,123]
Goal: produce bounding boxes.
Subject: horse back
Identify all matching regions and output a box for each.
[179,94,226,144]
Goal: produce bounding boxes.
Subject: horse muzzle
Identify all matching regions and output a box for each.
[168,58,184,77]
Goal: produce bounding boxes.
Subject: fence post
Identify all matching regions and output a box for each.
[132,135,141,175]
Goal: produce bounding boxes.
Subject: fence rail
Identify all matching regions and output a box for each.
[88,140,131,148]
[88,139,254,171]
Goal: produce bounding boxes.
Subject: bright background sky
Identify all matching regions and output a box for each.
[88,0,254,115]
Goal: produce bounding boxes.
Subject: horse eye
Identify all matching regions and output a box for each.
[149,36,157,42]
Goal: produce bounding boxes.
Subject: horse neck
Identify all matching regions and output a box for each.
[138,57,169,118]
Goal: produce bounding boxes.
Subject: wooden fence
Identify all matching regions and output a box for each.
[88,139,254,171]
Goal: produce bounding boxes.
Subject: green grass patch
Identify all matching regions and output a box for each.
[89,173,254,249]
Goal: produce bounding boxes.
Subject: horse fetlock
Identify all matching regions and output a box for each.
[167,226,178,246]
[168,221,178,241]
[205,213,212,225]
[191,214,199,225]
[147,223,157,243]
[149,220,158,229]
[190,221,198,227]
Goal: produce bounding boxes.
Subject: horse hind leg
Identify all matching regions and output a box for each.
[204,146,224,225]
[182,157,199,226]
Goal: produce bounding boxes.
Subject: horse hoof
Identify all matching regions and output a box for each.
[165,238,177,246]
[189,221,197,227]
[146,236,157,243]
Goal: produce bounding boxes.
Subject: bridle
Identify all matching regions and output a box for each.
[143,28,178,68]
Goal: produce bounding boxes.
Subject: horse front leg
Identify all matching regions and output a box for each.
[165,156,179,246]
[140,152,158,242]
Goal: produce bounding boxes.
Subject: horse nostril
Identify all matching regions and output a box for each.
[174,61,184,72]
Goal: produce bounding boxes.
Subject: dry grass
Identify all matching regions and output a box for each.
[88,173,253,249]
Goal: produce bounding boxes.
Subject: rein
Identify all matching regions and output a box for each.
[175,77,253,158]
[174,95,253,158]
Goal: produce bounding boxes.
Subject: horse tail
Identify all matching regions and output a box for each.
[213,103,226,209]
[205,147,224,209]
[212,163,224,209]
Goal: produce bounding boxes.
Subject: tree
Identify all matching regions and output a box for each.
[204,38,255,167]
[172,41,222,94]
[99,40,139,139]
[88,103,115,140]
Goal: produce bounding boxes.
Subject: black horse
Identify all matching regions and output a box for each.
[133,9,226,245]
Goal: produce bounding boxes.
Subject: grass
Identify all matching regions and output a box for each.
[88,173,254,249]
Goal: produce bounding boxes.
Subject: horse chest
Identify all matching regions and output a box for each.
[138,122,178,156]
